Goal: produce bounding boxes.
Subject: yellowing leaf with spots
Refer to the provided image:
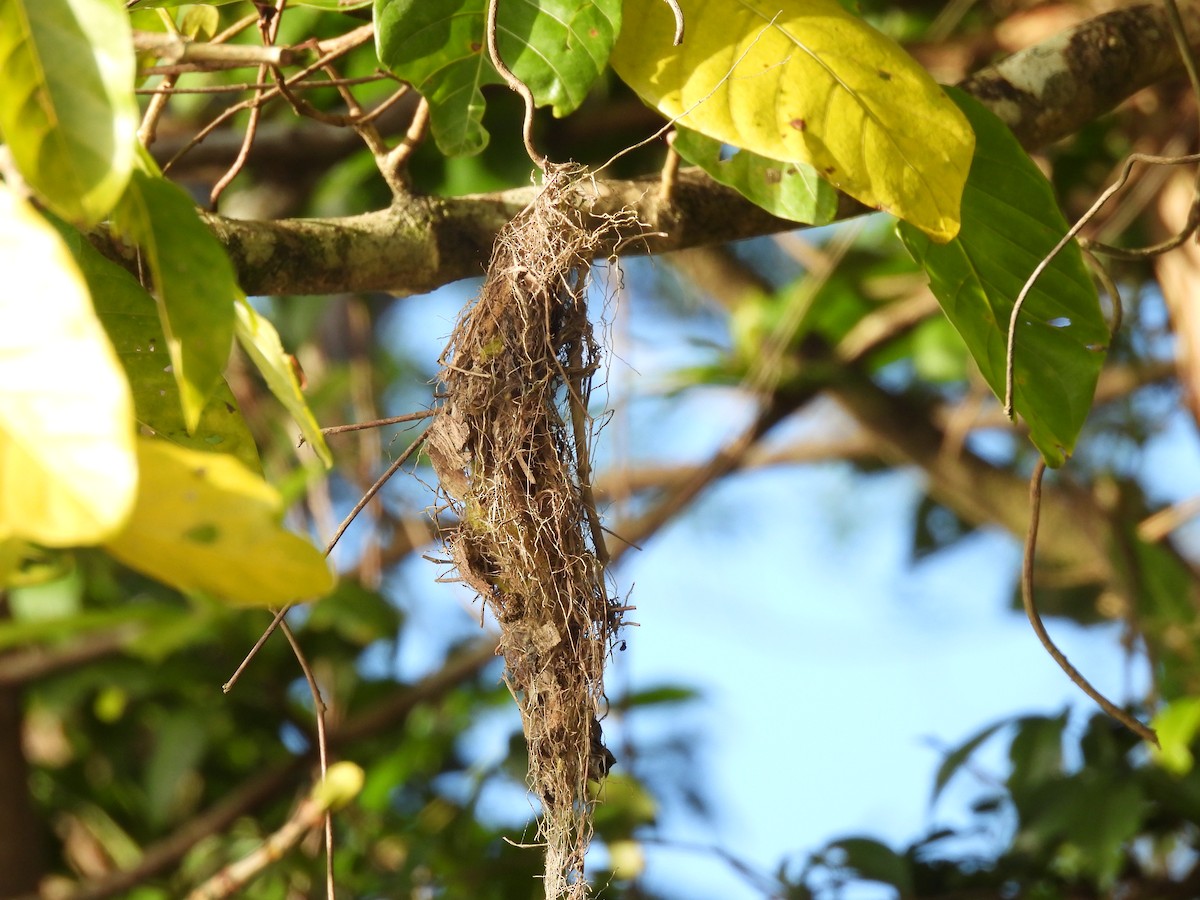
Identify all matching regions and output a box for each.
[0,185,136,556]
[105,439,334,606]
[610,0,974,241]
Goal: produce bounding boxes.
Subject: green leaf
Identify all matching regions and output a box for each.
[0,185,137,556]
[825,837,913,893]
[374,0,621,156]
[1152,698,1200,776]
[51,220,261,473]
[235,300,332,468]
[614,685,701,709]
[898,90,1108,466]
[610,0,973,241]
[144,712,207,827]
[589,773,658,831]
[1018,775,1144,886]
[113,169,238,433]
[931,719,1006,803]
[105,438,335,606]
[671,127,838,226]
[1007,712,1068,807]
[177,4,220,40]
[126,0,242,6]
[0,0,137,225]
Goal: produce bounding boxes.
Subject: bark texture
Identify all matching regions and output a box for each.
[88,2,1200,297]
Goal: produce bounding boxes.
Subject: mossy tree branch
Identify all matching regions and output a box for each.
[88,2,1200,298]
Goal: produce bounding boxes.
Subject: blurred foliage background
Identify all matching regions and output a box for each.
[6,0,1200,898]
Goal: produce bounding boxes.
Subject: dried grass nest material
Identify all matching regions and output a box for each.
[425,163,640,898]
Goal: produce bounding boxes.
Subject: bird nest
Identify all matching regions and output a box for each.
[425,163,637,898]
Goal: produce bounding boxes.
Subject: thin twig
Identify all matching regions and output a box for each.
[222,605,291,693]
[1138,494,1200,543]
[132,31,294,68]
[224,430,430,693]
[212,11,260,45]
[136,73,390,95]
[611,397,802,566]
[658,134,680,203]
[1080,245,1123,337]
[209,63,268,208]
[485,0,546,170]
[325,430,429,554]
[316,409,436,438]
[183,775,337,900]
[138,73,177,147]
[383,96,431,184]
[162,23,375,173]
[660,0,685,44]
[1003,151,1200,419]
[1021,460,1158,745]
[277,618,336,899]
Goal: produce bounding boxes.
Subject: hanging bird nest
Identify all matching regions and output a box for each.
[425,162,638,898]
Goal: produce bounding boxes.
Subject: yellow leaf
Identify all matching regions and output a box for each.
[105,438,335,606]
[0,185,136,549]
[610,0,974,241]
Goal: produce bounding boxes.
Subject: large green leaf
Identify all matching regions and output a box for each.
[0,0,137,225]
[0,185,136,557]
[374,0,621,156]
[113,169,238,434]
[52,222,261,473]
[898,90,1108,466]
[671,127,838,225]
[610,0,973,241]
[105,438,335,606]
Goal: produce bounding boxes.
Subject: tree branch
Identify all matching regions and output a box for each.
[87,2,1200,297]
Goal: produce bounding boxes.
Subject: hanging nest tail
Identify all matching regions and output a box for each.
[425,163,639,898]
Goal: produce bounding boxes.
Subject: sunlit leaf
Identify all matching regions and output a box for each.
[114,169,238,433]
[1152,698,1200,776]
[105,439,335,606]
[898,90,1108,466]
[611,0,973,240]
[671,127,838,226]
[177,4,220,40]
[374,0,621,156]
[235,300,332,468]
[292,0,371,8]
[0,186,136,560]
[313,762,366,810]
[0,0,137,225]
[125,0,242,6]
[51,220,261,472]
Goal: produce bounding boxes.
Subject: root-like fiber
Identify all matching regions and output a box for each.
[425,163,635,898]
